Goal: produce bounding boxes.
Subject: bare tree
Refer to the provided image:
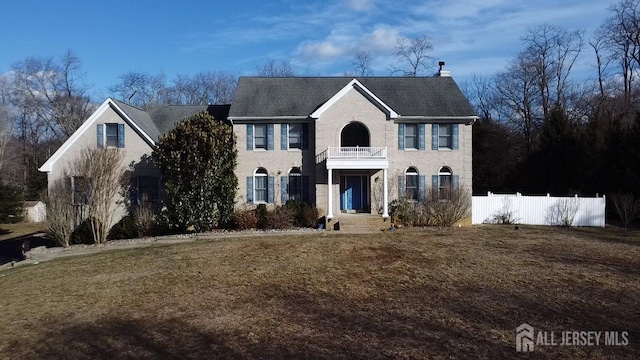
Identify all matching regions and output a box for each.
[595,0,640,105]
[0,103,12,173]
[521,24,584,121]
[255,59,296,77]
[70,148,127,244]
[463,74,500,121]
[351,51,373,76]
[391,35,435,77]
[108,71,170,109]
[611,193,640,235]
[10,50,94,141]
[494,53,541,151]
[43,178,76,247]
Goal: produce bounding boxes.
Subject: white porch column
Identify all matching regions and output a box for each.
[327,168,334,219]
[382,168,389,218]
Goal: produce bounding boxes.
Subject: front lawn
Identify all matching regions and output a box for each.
[0,226,638,359]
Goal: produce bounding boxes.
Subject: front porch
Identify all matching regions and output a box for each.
[324,146,389,220]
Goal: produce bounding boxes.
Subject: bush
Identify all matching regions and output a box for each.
[108,214,139,240]
[426,187,472,227]
[390,187,472,228]
[70,218,98,244]
[134,196,155,237]
[256,204,268,229]
[0,182,23,223]
[233,209,258,230]
[266,206,295,229]
[285,201,321,227]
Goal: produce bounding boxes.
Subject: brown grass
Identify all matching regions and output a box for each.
[0,226,639,359]
[0,222,47,242]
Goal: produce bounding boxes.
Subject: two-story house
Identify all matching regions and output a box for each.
[230,70,476,221]
[39,66,477,228]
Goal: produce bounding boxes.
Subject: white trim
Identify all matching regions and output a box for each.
[38,98,156,173]
[397,115,478,124]
[229,116,308,121]
[310,79,399,119]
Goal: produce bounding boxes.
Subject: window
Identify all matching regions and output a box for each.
[131,176,159,204]
[405,167,419,200]
[288,124,302,149]
[106,124,119,147]
[438,167,452,199]
[254,168,268,203]
[288,167,302,201]
[439,124,452,149]
[98,123,124,148]
[405,124,418,149]
[254,124,267,149]
[72,176,90,205]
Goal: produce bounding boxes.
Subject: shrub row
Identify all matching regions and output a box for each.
[390,188,471,228]
[233,201,320,230]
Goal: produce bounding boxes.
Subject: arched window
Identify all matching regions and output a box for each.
[288,167,302,201]
[438,166,452,198]
[254,168,268,203]
[405,167,419,200]
[341,122,370,147]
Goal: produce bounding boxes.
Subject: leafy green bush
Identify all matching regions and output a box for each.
[256,204,268,229]
[71,218,97,244]
[108,214,138,240]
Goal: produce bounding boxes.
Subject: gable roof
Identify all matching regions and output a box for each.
[39,99,230,173]
[228,76,477,119]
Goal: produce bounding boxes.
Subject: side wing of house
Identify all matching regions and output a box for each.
[39,99,162,225]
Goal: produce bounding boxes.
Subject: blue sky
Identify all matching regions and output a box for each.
[0,0,611,98]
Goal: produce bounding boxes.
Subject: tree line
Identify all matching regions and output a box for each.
[2,0,640,215]
[467,0,640,202]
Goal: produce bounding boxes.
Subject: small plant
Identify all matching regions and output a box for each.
[266,206,295,229]
[491,198,520,225]
[611,193,640,235]
[134,195,155,237]
[256,204,268,229]
[545,198,579,227]
[108,214,138,240]
[233,209,258,230]
[427,187,472,228]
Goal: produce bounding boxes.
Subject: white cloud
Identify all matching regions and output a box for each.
[361,25,402,53]
[297,40,345,61]
[346,0,375,11]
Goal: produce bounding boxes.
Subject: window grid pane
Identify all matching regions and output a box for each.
[288,124,302,149]
[439,124,452,149]
[254,125,267,149]
[406,174,418,200]
[255,175,267,202]
[289,175,302,201]
[404,124,418,149]
[106,124,119,147]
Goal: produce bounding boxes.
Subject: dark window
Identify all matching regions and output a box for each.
[439,167,452,199]
[439,124,452,149]
[255,168,268,202]
[405,124,418,149]
[405,167,419,200]
[106,123,119,147]
[72,176,90,205]
[288,168,302,201]
[254,124,267,149]
[288,124,302,149]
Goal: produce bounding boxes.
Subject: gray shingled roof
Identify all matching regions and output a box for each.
[111,99,229,141]
[228,76,477,118]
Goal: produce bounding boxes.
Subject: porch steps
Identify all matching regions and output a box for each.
[329,214,390,233]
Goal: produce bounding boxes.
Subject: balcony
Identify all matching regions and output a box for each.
[325,146,389,169]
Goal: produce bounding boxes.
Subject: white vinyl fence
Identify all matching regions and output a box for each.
[472,192,606,227]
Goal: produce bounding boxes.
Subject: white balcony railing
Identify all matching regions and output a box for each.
[327,146,387,159]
